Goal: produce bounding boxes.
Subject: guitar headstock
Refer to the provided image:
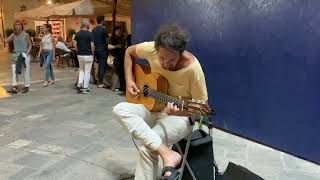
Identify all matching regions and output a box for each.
[182,98,214,116]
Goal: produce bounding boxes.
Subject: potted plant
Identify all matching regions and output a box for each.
[26,29,36,38]
[5,28,14,53]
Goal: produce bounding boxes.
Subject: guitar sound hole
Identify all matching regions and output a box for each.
[143,85,149,97]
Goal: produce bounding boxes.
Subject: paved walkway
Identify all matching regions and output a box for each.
[0,81,136,179]
[0,50,77,87]
[0,50,319,180]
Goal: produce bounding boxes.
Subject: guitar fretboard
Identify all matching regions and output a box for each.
[143,85,184,109]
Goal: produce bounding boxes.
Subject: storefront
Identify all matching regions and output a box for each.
[34,19,65,39]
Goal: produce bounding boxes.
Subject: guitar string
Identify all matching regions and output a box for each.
[142,86,210,115]
[143,86,184,109]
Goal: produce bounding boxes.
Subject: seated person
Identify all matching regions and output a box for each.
[56,36,71,53]
[56,36,79,69]
[113,24,209,180]
[65,36,74,48]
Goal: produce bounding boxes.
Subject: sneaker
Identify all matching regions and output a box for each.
[48,81,55,85]
[113,88,120,92]
[21,87,29,93]
[97,83,106,88]
[73,82,79,89]
[81,88,91,94]
[43,82,48,87]
[76,86,83,94]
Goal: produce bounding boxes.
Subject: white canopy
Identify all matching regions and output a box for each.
[14,4,61,20]
[14,0,130,19]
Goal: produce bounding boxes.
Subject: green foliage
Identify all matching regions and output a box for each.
[5,28,14,37]
[25,29,36,37]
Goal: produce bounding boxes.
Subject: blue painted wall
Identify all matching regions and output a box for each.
[132,0,320,164]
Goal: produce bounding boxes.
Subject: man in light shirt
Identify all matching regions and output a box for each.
[56,36,78,70]
[56,36,71,52]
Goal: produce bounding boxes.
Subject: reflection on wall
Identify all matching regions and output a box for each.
[132,0,320,164]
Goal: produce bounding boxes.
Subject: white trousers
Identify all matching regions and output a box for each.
[77,55,93,88]
[11,52,31,87]
[113,102,190,180]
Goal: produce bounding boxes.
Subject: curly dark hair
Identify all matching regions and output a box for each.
[154,24,189,54]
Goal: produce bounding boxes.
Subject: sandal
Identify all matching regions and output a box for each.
[21,87,29,93]
[7,86,18,94]
[161,166,180,180]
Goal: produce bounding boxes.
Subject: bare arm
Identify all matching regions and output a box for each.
[26,35,32,55]
[113,44,123,48]
[0,33,14,43]
[125,45,141,96]
[73,41,77,51]
[37,38,43,57]
[107,44,116,50]
[108,36,123,49]
[51,35,55,57]
[124,45,139,82]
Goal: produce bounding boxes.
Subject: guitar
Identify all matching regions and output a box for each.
[126,64,213,116]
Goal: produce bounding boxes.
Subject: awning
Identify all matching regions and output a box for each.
[14,4,61,20]
[14,0,130,19]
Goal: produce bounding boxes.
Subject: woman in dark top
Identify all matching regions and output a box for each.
[109,26,126,92]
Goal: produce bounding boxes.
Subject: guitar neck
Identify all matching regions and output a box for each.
[143,86,184,109]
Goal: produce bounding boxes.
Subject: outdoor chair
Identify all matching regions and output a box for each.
[55,48,74,68]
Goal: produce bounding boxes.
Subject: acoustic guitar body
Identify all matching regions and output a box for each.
[126,64,168,112]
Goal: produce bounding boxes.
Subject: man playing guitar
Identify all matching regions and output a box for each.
[113,24,208,180]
